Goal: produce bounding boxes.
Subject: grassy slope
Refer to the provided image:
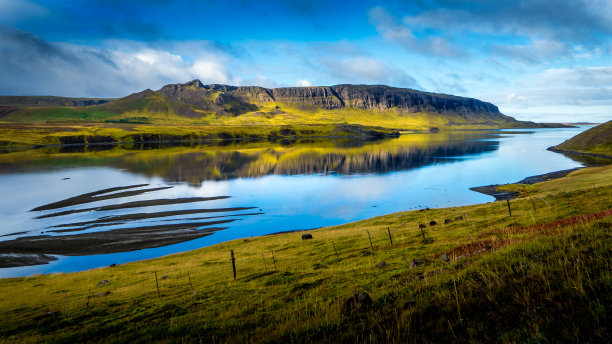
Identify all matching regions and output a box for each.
[0,122,399,148]
[0,166,611,343]
[553,120,612,156]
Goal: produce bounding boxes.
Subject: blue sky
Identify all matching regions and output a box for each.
[0,0,611,122]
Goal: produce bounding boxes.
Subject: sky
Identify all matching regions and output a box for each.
[0,0,611,122]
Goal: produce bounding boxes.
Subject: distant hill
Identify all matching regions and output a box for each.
[0,80,567,129]
[550,121,612,157]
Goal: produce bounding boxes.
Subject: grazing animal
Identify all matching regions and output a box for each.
[429,220,437,226]
[444,218,453,224]
[301,233,313,240]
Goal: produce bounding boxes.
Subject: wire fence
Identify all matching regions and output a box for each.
[9,186,611,316]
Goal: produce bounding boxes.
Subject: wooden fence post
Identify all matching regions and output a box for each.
[530,196,537,213]
[261,253,268,271]
[230,250,236,280]
[593,184,599,197]
[155,272,160,297]
[387,227,393,245]
[506,199,512,217]
[367,230,374,249]
[86,288,90,311]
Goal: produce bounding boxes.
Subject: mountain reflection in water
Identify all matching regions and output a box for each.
[0,132,500,185]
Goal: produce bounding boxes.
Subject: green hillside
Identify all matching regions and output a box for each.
[0,81,567,130]
[551,120,612,157]
[0,165,611,343]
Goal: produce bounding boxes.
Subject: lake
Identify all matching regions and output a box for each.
[0,126,594,277]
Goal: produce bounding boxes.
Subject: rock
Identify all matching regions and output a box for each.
[454,216,463,220]
[301,233,313,240]
[341,292,373,316]
[97,279,109,286]
[410,259,430,268]
[95,291,111,297]
[441,254,450,263]
[444,218,453,224]
[402,299,416,310]
[161,275,170,280]
[376,261,388,268]
[429,220,437,226]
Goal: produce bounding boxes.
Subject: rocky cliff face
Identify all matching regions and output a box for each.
[105,79,514,122]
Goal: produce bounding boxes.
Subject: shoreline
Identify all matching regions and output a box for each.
[469,167,584,201]
[0,165,589,272]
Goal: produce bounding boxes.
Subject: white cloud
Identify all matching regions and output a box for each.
[318,56,420,88]
[295,79,312,87]
[0,28,240,97]
[485,66,612,122]
[368,7,464,58]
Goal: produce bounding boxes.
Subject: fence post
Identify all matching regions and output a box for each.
[155,272,160,297]
[387,227,393,245]
[367,230,374,250]
[86,288,90,311]
[271,250,277,270]
[530,196,537,213]
[506,199,512,217]
[230,250,236,280]
[261,253,268,271]
[593,184,599,197]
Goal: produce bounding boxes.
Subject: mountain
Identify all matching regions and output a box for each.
[549,121,612,158]
[0,80,567,129]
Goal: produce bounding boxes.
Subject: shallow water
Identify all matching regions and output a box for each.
[0,127,592,277]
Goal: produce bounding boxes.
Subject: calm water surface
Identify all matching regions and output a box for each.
[0,127,593,277]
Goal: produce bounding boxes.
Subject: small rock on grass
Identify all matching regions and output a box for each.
[341,292,373,316]
[376,261,388,268]
[441,254,450,263]
[97,279,109,286]
[410,259,431,268]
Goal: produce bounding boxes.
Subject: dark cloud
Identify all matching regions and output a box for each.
[371,1,612,61]
[404,0,612,41]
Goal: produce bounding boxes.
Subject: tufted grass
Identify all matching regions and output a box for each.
[0,165,610,343]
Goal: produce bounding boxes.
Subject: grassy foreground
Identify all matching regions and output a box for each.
[1,166,611,343]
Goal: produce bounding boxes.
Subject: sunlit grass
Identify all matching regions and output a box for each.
[0,165,610,342]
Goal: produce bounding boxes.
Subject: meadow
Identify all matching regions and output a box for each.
[0,164,610,343]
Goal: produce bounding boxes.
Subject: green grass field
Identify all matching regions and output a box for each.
[0,165,610,343]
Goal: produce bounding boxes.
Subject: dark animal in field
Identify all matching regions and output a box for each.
[429,220,437,226]
[444,218,453,224]
[301,233,313,240]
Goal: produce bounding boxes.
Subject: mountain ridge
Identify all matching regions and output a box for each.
[0,80,567,129]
